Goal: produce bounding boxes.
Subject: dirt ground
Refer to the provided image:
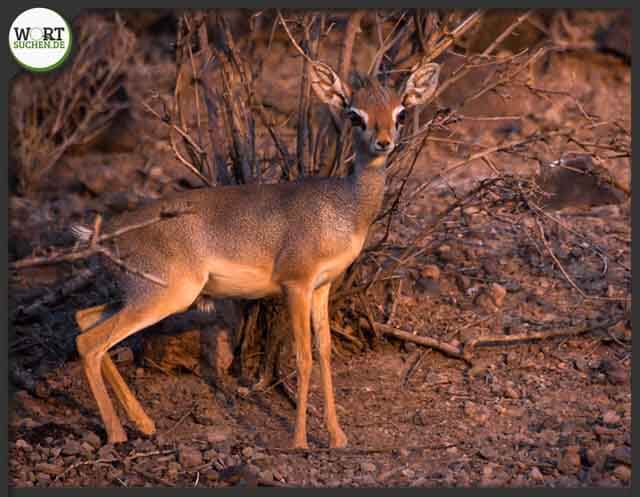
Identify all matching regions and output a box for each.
[8,9,631,488]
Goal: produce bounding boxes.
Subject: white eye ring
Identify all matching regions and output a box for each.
[393,105,406,125]
[347,107,369,128]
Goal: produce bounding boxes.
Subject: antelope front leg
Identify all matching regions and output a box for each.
[285,284,313,449]
[312,284,348,448]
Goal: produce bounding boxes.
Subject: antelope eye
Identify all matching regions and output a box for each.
[348,110,366,129]
[395,109,407,127]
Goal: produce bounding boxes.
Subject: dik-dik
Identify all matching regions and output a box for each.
[74,58,440,448]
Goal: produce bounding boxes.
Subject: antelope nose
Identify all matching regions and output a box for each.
[375,139,392,151]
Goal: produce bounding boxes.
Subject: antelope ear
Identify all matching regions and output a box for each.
[309,61,351,110]
[401,62,440,108]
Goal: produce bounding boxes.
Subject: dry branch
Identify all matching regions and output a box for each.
[463,316,625,362]
[11,15,135,193]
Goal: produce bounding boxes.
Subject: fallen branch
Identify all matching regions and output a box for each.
[535,217,628,302]
[10,208,194,273]
[11,268,93,321]
[373,322,468,363]
[54,449,176,483]
[462,316,625,362]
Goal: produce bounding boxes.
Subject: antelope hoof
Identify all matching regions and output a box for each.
[107,427,128,445]
[330,428,348,449]
[137,417,156,436]
[292,437,309,450]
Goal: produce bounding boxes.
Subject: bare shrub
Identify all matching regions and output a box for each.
[10,14,135,194]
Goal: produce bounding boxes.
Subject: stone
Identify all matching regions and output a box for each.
[474,291,499,313]
[613,465,631,482]
[15,439,32,451]
[178,445,203,468]
[608,446,631,466]
[241,446,254,459]
[488,283,507,307]
[558,446,581,474]
[455,274,471,293]
[420,264,440,281]
[360,462,376,473]
[605,366,626,385]
[34,462,64,476]
[205,427,231,445]
[62,439,82,456]
[83,431,102,449]
[602,410,621,425]
[530,466,544,481]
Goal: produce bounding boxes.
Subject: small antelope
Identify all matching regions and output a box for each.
[74,59,440,448]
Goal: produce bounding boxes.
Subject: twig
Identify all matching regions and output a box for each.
[266,442,459,455]
[12,210,204,287]
[463,316,625,362]
[425,11,484,63]
[11,268,93,320]
[169,401,199,432]
[535,217,627,301]
[330,324,364,349]
[54,449,176,482]
[528,200,631,273]
[374,322,468,363]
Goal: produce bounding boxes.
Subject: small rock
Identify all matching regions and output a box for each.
[593,425,617,438]
[605,366,627,385]
[205,427,231,445]
[613,464,631,482]
[475,291,499,313]
[455,274,471,293]
[15,439,32,451]
[237,386,250,397]
[479,447,498,460]
[62,439,82,456]
[98,444,117,460]
[178,445,203,468]
[602,410,621,425]
[34,463,64,476]
[436,244,454,262]
[398,448,410,458]
[80,441,96,455]
[241,447,254,460]
[206,469,220,482]
[530,466,544,481]
[166,461,181,478]
[259,469,274,482]
[504,384,520,399]
[488,283,507,307]
[608,446,631,466]
[467,362,490,379]
[83,432,102,449]
[360,462,376,473]
[558,446,582,474]
[421,264,440,281]
[401,468,415,479]
[359,474,377,486]
[403,341,417,353]
[36,473,51,484]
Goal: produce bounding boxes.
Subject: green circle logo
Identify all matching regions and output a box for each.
[9,8,72,72]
